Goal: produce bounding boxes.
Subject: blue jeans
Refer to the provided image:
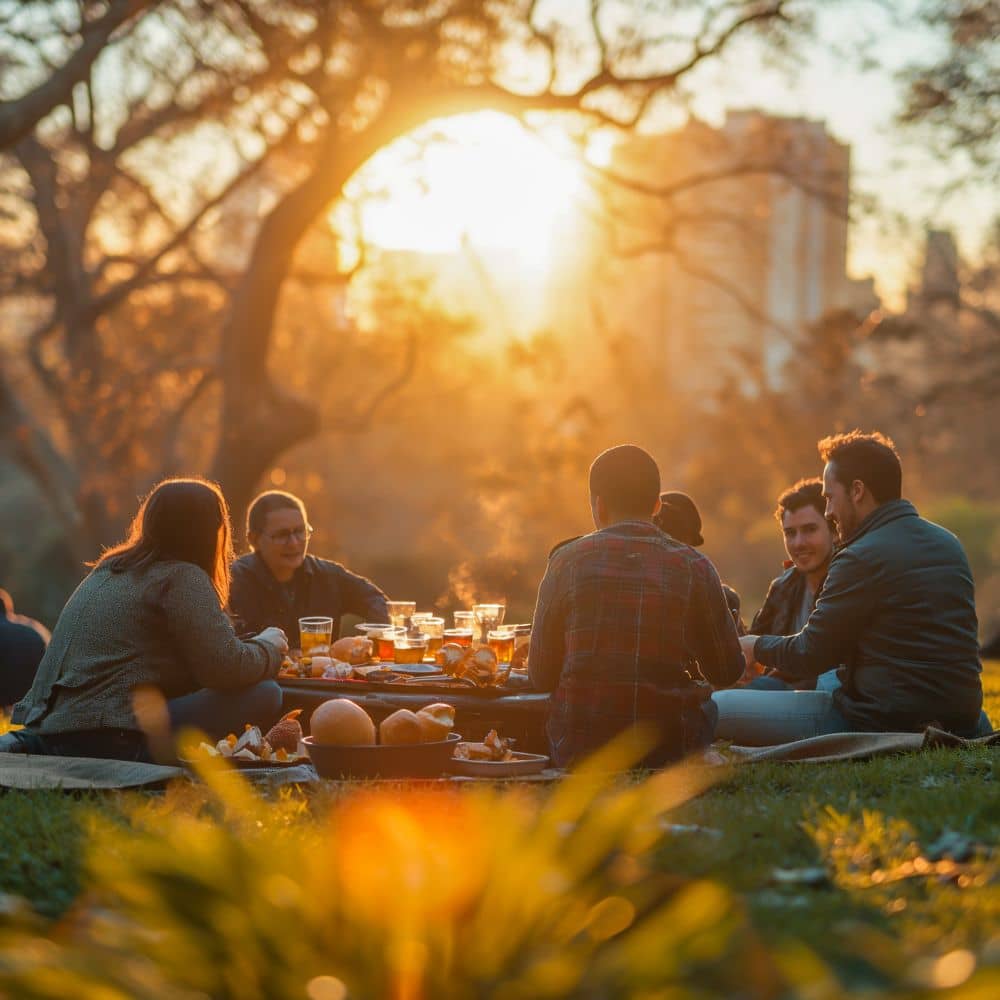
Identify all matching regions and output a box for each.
[0,681,284,761]
[167,680,283,741]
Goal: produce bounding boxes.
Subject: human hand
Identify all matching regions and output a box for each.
[738,635,764,684]
[255,627,289,654]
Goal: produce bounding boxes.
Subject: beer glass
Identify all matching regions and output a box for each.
[299,617,333,656]
[417,616,445,660]
[443,628,473,648]
[387,601,416,631]
[394,634,429,665]
[488,627,515,664]
[472,603,505,646]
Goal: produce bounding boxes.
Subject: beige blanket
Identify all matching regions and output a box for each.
[729,726,999,764]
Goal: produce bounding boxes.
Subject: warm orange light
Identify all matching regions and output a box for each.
[338,113,583,269]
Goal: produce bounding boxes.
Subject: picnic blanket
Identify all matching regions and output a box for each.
[728,726,1000,764]
[0,754,184,790]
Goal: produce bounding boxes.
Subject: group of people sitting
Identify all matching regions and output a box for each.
[0,428,992,767]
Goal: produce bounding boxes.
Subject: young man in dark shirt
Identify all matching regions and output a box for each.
[715,431,988,742]
[528,445,744,768]
[745,479,838,690]
[229,491,389,645]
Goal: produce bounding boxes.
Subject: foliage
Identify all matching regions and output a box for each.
[0,667,997,995]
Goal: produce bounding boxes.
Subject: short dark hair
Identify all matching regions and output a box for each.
[589,445,660,518]
[818,430,902,503]
[774,478,828,525]
[97,478,234,607]
[247,490,307,539]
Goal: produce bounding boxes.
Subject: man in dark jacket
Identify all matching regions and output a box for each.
[529,445,744,768]
[714,431,987,742]
[229,491,389,645]
[746,479,838,690]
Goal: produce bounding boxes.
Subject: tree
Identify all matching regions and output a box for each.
[1,0,811,563]
[898,0,999,183]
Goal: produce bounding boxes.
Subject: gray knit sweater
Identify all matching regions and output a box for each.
[13,561,280,734]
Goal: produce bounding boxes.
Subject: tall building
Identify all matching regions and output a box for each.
[548,111,876,393]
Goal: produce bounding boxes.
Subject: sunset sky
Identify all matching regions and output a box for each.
[349,0,992,312]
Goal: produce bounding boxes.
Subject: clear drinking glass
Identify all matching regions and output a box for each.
[488,627,515,664]
[394,634,429,665]
[472,603,506,646]
[299,616,333,656]
[417,616,445,660]
[386,601,416,631]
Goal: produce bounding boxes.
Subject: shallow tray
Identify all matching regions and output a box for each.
[447,750,550,777]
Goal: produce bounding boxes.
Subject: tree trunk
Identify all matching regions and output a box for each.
[210,89,453,534]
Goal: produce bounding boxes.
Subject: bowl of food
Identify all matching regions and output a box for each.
[303,700,461,779]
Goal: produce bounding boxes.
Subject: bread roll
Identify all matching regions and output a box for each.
[415,702,455,742]
[310,699,376,746]
[331,636,374,664]
[379,709,424,746]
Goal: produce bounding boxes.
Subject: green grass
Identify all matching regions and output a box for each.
[0,664,995,997]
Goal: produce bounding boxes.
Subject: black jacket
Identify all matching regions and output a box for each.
[0,613,46,707]
[754,500,982,734]
[229,553,389,642]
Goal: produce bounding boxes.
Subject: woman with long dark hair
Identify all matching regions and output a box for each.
[1,478,288,761]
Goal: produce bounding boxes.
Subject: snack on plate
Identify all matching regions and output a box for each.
[279,655,352,680]
[435,644,499,687]
[194,721,305,763]
[453,729,514,762]
[265,709,304,753]
[331,635,374,665]
[379,709,424,746]
[414,703,455,741]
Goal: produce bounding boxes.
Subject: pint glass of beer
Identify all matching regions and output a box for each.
[299,616,333,656]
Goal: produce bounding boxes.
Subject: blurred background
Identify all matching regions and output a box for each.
[0,0,997,633]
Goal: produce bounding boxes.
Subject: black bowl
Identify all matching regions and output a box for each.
[303,732,461,779]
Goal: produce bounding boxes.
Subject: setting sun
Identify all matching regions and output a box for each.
[341,112,584,262]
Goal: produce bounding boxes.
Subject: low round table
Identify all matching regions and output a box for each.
[278,680,551,755]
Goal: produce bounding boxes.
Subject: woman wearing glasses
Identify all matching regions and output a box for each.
[1,478,288,761]
[229,490,389,646]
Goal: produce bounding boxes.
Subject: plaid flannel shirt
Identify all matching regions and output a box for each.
[528,521,744,767]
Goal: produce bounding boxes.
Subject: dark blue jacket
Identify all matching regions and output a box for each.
[754,499,982,734]
[229,552,388,642]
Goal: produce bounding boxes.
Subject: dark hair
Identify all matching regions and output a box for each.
[246,490,307,539]
[589,445,660,518]
[818,430,902,503]
[96,478,234,606]
[774,478,832,527]
[653,491,703,546]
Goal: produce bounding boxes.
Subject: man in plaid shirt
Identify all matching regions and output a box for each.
[529,445,744,767]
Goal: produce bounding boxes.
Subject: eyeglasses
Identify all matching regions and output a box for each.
[265,525,313,545]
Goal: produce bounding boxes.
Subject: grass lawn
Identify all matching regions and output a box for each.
[0,664,996,997]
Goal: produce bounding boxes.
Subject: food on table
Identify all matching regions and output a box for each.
[414,702,455,741]
[279,655,353,680]
[435,643,500,686]
[193,722,305,763]
[332,635,375,664]
[310,698,377,746]
[453,729,515,762]
[436,642,466,673]
[379,708,425,745]
[265,709,304,753]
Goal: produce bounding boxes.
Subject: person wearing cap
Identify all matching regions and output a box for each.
[653,491,744,632]
[528,445,744,768]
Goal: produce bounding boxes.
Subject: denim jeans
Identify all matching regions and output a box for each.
[710,689,853,746]
[0,680,284,761]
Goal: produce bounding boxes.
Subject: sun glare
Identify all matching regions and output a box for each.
[341,113,583,265]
